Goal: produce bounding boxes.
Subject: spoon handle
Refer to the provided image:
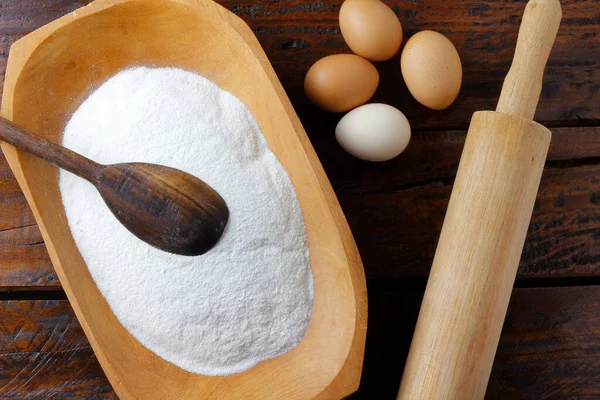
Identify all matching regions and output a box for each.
[0,117,101,182]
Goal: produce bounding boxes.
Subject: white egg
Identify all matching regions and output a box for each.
[335,103,411,162]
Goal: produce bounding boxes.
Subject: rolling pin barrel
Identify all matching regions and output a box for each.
[398,0,561,398]
[397,111,550,399]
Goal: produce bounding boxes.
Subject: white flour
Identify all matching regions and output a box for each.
[59,67,313,376]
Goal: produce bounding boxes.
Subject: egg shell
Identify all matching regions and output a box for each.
[335,103,411,162]
[401,30,462,110]
[339,0,403,62]
[304,54,379,113]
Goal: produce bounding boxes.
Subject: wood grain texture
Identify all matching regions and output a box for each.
[398,111,552,399]
[217,0,600,128]
[96,163,229,256]
[2,287,600,399]
[489,286,600,399]
[0,152,56,289]
[0,225,56,289]
[0,0,598,398]
[496,0,562,119]
[0,300,116,399]
[340,163,600,280]
[5,126,600,289]
[0,0,599,288]
[0,0,599,129]
[400,3,561,393]
[1,0,367,399]
[358,285,600,399]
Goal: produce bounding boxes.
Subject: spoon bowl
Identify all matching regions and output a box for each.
[97,162,228,256]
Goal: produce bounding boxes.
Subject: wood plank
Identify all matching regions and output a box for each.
[340,163,600,279]
[309,119,600,193]
[0,0,599,129]
[0,0,89,290]
[2,287,600,398]
[3,126,600,288]
[231,123,599,280]
[0,300,116,399]
[356,285,600,399]
[0,0,599,284]
[0,225,57,288]
[489,286,600,399]
[231,0,600,128]
[307,123,600,279]
[0,152,56,289]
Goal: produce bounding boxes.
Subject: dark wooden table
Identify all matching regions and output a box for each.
[1,0,599,398]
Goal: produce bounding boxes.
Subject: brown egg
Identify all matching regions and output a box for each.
[304,54,379,113]
[401,30,462,110]
[339,0,403,62]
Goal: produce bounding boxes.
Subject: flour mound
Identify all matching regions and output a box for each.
[59,67,313,376]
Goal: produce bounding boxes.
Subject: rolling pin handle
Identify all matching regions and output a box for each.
[496,0,562,120]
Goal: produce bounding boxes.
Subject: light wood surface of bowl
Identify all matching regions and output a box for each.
[0,0,367,398]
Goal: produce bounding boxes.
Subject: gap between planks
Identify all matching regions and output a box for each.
[5,277,600,299]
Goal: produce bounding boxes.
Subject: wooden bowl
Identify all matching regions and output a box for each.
[0,0,367,399]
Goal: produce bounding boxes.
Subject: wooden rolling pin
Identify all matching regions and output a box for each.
[398,0,562,399]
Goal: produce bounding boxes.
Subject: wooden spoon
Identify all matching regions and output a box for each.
[0,117,229,256]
